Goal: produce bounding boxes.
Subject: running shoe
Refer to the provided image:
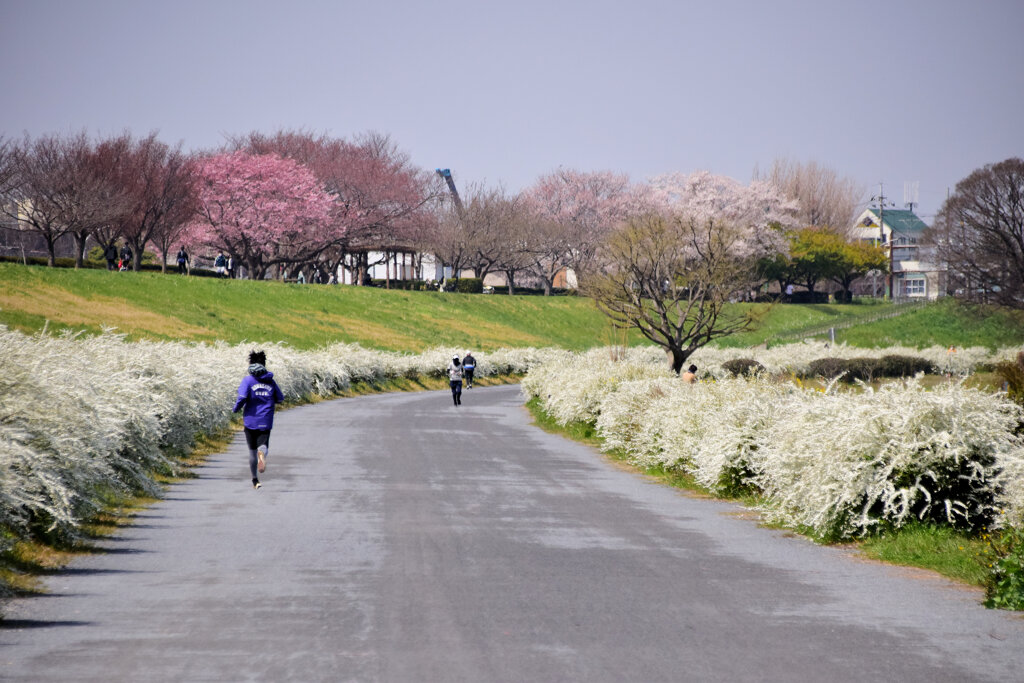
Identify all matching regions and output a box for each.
[253,478,261,489]
[257,450,266,473]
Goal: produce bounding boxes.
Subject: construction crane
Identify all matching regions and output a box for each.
[435,168,464,216]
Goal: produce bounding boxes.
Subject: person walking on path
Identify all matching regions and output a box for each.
[462,351,476,389]
[215,251,227,277]
[175,246,189,274]
[447,355,463,406]
[233,350,285,489]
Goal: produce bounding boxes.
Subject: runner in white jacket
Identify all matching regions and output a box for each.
[447,356,463,406]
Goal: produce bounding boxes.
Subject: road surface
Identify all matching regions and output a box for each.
[2,385,1022,682]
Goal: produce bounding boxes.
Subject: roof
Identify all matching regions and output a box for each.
[860,208,929,236]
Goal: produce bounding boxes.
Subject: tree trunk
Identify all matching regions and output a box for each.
[668,346,689,375]
[44,234,57,267]
[72,231,88,268]
[129,238,144,271]
[505,270,515,295]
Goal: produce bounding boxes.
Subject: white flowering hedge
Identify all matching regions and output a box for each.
[0,326,546,558]
[685,341,1016,378]
[522,348,1024,540]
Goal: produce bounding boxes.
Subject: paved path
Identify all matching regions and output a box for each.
[2,385,1022,682]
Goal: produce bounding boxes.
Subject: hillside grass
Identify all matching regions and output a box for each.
[836,298,1024,349]
[0,263,633,351]
[2,262,1023,350]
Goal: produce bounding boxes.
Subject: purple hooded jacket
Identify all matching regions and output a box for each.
[233,365,284,430]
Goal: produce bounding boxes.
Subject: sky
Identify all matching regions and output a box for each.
[1,0,1022,222]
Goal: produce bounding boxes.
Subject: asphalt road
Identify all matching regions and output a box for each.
[2,384,1023,682]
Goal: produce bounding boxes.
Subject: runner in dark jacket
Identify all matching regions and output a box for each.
[233,350,285,489]
[462,352,476,388]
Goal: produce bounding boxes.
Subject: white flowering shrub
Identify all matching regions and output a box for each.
[687,341,1018,379]
[753,380,1022,539]
[521,348,672,425]
[0,327,548,553]
[523,348,1024,540]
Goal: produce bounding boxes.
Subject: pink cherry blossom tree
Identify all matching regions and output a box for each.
[230,130,437,285]
[524,168,649,294]
[186,151,334,280]
[648,170,799,258]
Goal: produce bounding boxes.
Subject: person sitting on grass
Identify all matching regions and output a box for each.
[681,364,698,384]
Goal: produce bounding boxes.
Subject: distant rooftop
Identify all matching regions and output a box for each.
[860,208,929,235]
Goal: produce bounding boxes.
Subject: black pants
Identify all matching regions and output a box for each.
[244,428,271,478]
[450,379,462,405]
[464,368,474,386]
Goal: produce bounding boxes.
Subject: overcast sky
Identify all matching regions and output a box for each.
[1,0,1021,221]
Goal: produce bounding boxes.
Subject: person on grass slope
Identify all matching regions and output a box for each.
[233,349,284,489]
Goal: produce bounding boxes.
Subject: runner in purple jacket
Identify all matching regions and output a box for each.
[233,350,284,489]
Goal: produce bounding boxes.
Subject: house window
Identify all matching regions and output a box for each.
[904,277,926,296]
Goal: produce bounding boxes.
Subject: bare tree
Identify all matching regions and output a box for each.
[67,135,135,267]
[582,213,769,374]
[928,157,1024,307]
[428,194,474,286]
[0,132,124,267]
[0,137,14,195]
[105,133,196,271]
[521,215,573,295]
[755,158,864,232]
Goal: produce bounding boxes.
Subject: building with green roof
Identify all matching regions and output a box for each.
[852,208,946,300]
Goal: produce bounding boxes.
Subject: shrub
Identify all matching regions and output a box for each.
[878,354,935,378]
[845,357,882,382]
[805,357,899,382]
[721,358,766,377]
[523,351,1024,540]
[806,357,852,380]
[995,352,1024,406]
[789,291,829,304]
[983,527,1024,610]
[0,330,551,550]
[451,277,483,294]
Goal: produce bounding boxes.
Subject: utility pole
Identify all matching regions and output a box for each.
[872,183,895,300]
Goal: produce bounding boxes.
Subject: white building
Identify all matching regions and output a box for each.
[852,208,945,301]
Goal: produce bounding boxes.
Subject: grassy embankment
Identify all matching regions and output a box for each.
[3,261,1024,350]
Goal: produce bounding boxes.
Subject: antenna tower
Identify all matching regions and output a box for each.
[904,181,919,213]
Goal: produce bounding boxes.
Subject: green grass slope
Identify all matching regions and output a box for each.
[836,298,1024,349]
[2,263,1022,350]
[0,263,632,351]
